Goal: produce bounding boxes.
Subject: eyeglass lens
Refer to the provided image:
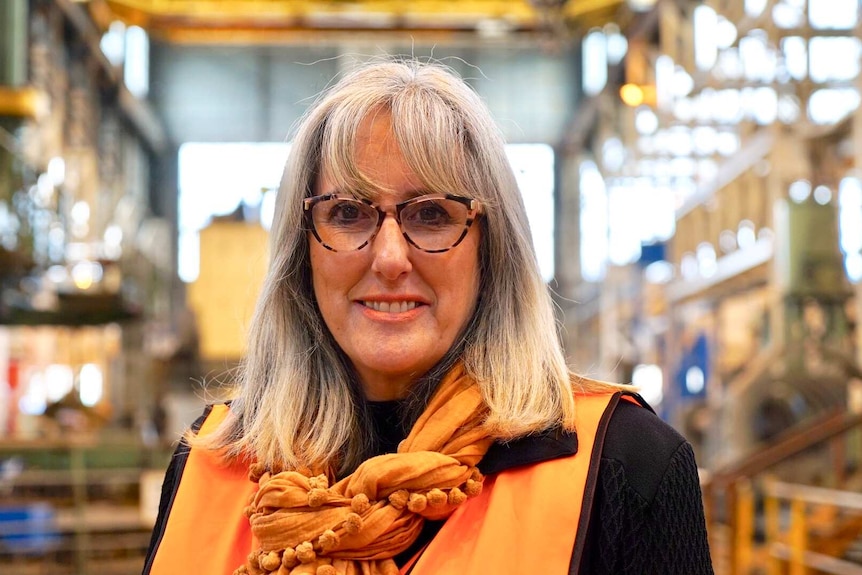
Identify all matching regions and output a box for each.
[310,197,473,252]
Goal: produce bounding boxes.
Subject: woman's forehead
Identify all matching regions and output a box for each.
[313,101,479,202]
[314,158,431,202]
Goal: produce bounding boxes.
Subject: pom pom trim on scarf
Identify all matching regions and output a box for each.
[233,364,493,575]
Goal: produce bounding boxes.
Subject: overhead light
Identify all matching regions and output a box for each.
[620,83,645,106]
[627,0,658,12]
[475,19,514,38]
[620,83,656,107]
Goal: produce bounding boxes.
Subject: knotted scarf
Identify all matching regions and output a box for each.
[235,364,494,575]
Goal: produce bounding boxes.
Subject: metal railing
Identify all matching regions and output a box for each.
[762,480,862,575]
[703,409,862,575]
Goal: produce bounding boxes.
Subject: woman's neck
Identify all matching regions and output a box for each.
[366,399,407,456]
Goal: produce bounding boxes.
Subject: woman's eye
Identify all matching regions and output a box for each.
[329,202,364,223]
[413,204,449,224]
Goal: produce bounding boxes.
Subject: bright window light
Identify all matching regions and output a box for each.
[789,179,811,203]
[712,89,744,124]
[124,25,149,99]
[840,177,862,208]
[633,364,663,406]
[47,157,65,186]
[740,31,776,83]
[813,185,832,205]
[781,37,808,80]
[634,108,659,135]
[716,16,738,49]
[738,220,756,249]
[602,137,626,172]
[579,160,609,282]
[745,0,767,18]
[671,157,697,178]
[672,67,695,98]
[772,1,804,29]
[45,364,74,402]
[839,177,862,255]
[693,127,718,156]
[582,29,608,96]
[655,55,675,111]
[605,24,628,65]
[808,89,861,124]
[778,94,802,124]
[645,261,674,284]
[100,21,126,66]
[698,159,719,182]
[681,252,699,279]
[19,372,47,416]
[608,186,642,265]
[694,5,718,71]
[685,366,705,395]
[716,49,744,81]
[809,0,858,29]
[606,181,675,266]
[506,143,556,282]
[741,87,777,125]
[637,136,656,156]
[664,127,694,157]
[809,37,861,83]
[716,131,740,156]
[260,189,277,231]
[177,142,291,283]
[627,0,657,11]
[79,364,103,407]
[178,232,201,284]
[846,253,862,283]
[696,242,717,277]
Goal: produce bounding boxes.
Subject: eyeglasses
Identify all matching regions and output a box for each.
[303,193,481,253]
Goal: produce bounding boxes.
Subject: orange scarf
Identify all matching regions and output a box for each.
[235,364,493,575]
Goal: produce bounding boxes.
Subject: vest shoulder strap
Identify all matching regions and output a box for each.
[149,404,257,575]
[406,392,624,575]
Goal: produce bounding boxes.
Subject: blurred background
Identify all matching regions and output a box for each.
[1,0,862,573]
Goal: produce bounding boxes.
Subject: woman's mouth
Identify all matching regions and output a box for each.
[361,301,419,313]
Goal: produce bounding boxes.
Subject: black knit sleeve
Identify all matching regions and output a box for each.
[577,403,715,574]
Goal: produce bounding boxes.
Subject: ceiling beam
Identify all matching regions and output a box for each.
[96,0,624,43]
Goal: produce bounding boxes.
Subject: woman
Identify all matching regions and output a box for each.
[144,59,714,575]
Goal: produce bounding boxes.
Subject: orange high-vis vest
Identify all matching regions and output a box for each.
[147,392,625,575]
[147,405,257,574]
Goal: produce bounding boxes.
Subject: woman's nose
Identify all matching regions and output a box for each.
[370,215,413,280]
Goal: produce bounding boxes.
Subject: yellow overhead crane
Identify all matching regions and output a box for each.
[87,0,626,43]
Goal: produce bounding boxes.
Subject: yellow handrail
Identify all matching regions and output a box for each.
[704,408,862,574]
[761,480,862,575]
[788,498,808,575]
[734,479,754,575]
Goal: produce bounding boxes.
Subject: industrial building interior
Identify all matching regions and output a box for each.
[1,0,862,573]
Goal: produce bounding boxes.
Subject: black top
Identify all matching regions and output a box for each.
[578,399,714,574]
[144,396,714,575]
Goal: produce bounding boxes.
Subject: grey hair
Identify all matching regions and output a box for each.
[195,58,627,473]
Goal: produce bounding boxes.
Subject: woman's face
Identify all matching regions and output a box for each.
[309,111,481,401]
